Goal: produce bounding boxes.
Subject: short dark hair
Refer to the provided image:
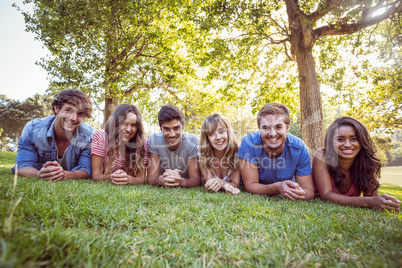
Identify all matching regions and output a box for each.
[158,104,185,127]
[52,89,92,118]
[257,102,290,128]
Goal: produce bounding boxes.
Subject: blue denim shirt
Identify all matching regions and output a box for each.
[12,115,96,177]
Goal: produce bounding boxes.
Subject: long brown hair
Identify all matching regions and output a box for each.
[199,113,239,182]
[104,104,146,177]
[324,117,380,195]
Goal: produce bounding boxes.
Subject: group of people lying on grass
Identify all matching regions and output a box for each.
[12,89,400,212]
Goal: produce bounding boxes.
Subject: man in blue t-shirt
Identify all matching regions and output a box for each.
[238,102,314,200]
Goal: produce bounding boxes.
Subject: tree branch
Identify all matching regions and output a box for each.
[314,2,400,40]
[122,84,179,101]
[308,0,346,23]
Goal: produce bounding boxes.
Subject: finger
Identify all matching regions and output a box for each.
[383,194,401,203]
[288,188,306,196]
[283,191,298,201]
[286,190,305,200]
[164,177,176,183]
[232,188,240,195]
[165,182,179,187]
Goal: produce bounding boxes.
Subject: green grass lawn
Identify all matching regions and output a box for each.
[381,166,402,186]
[1,152,401,267]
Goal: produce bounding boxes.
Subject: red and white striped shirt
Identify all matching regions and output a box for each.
[91,129,148,174]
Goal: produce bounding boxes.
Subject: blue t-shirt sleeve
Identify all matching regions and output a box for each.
[238,135,258,164]
[295,143,312,176]
[14,121,40,172]
[147,133,159,155]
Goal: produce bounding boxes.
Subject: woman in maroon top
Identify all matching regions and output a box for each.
[313,117,400,211]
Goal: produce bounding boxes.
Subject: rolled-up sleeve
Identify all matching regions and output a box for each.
[13,121,39,172]
[71,145,92,178]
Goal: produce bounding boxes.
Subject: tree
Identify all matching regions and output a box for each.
[195,0,401,154]
[372,135,394,164]
[18,0,202,125]
[0,94,53,150]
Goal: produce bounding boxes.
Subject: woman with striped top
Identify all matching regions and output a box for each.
[91,104,148,185]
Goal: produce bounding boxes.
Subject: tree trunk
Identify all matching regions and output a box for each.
[285,0,324,156]
[103,96,119,127]
[295,45,324,155]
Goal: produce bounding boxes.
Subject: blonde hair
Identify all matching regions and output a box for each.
[199,113,239,182]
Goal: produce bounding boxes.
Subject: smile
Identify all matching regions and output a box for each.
[341,149,355,154]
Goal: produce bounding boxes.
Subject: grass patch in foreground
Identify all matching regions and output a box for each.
[0,152,401,267]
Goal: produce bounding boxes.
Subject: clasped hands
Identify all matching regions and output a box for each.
[161,169,182,187]
[279,180,306,201]
[205,177,240,195]
[39,161,65,181]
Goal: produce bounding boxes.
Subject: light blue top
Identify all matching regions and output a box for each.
[238,132,312,184]
[12,115,95,177]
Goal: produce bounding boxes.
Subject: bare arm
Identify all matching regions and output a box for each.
[179,157,201,187]
[111,169,145,185]
[146,152,165,186]
[295,174,315,200]
[313,149,400,211]
[91,155,111,181]
[19,162,88,180]
[240,158,281,196]
[18,166,40,178]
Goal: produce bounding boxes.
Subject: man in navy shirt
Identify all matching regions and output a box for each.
[238,102,314,200]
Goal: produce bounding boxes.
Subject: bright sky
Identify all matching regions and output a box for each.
[0,0,49,101]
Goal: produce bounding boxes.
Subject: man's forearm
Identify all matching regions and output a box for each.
[245,181,281,196]
[17,167,40,178]
[64,170,89,180]
[180,176,201,188]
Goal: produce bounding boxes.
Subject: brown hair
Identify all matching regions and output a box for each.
[104,104,146,177]
[158,104,185,127]
[257,102,290,128]
[52,89,92,118]
[324,116,380,196]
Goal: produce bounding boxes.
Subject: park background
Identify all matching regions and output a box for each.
[0,0,401,266]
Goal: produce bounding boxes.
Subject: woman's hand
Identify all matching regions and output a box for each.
[369,194,400,212]
[223,183,240,195]
[205,178,223,192]
[111,169,129,185]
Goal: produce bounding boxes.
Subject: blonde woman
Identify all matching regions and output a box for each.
[199,113,240,194]
[91,104,147,185]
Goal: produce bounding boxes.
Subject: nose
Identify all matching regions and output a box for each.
[344,139,351,147]
[125,124,131,131]
[169,129,175,137]
[268,128,277,137]
[69,112,77,122]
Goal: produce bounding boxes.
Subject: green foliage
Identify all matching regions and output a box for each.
[18,0,206,119]
[1,152,402,266]
[373,135,394,165]
[0,94,53,150]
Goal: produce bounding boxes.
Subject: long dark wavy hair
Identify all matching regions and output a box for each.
[199,113,239,182]
[324,117,380,195]
[104,104,146,177]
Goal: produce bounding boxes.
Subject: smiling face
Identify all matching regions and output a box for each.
[208,122,228,152]
[119,112,138,143]
[53,103,85,135]
[161,119,184,151]
[259,114,289,155]
[333,125,361,160]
